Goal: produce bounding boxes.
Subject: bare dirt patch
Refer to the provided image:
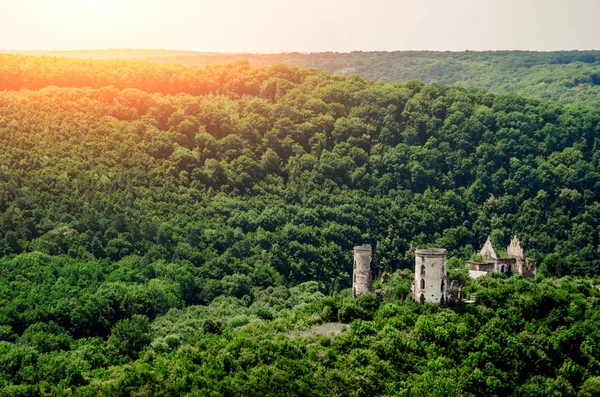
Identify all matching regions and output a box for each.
[289,322,348,338]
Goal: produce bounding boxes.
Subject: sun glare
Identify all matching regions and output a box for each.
[50,0,128,27]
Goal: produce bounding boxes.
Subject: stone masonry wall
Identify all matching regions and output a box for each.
[352,244,372,298]
[413,248,448,305]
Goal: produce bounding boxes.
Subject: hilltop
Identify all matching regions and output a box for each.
[4,49,600,107]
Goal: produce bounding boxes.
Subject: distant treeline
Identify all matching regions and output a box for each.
[13,49,599,107]
[5,50,600,107]
[150,50,600,107]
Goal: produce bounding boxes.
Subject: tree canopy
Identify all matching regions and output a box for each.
[1,54,600,395]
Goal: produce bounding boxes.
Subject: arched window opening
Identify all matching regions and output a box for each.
[420,278,425,290]
[441,279,445,292]
[501,265,505,273]
[420,264,425,275]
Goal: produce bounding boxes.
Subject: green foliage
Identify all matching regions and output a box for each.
[447,259,470,287]
[579,377,600,397]
[1,56,600,282]
[53,274,600,395]
[106,315,151,362]
[149,50,600,108]
[1,54,600,395]
[19,322,72,353]
[24,49,600,107]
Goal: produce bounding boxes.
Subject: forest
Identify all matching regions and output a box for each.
[153,50,600,108]
[9,49,600,107]
[1,54,600,395]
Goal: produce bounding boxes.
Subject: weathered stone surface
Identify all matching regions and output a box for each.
[413,248,448,305]
[507,235,524,259]
[469,235,536,278]
[352,244,372,298]
[447,279,462,302]
[479,236,498,260]
[496,258,516,274]
[520,258,537,278]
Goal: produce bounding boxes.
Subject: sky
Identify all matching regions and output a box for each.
[1,0,599,53]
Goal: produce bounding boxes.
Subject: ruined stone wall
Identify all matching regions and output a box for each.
[413,248,448,305]
[507,236,524,259]
[466,234,537,280]
[521,258,537,278]
[478,237,498,261]
[495,258,517,274]
[352,244,372,298]
[471,262,495,272]
[506,236,537,278]
[447,280,462,303]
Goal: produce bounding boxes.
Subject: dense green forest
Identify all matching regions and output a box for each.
[154,51,600,108]
[9,49,600,107]
[1,54,600,395]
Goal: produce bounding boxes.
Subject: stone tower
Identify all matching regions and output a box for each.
[352,244,373,298]
[413,248,448,305]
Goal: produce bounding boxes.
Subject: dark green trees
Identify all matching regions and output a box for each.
[1,54,600,395]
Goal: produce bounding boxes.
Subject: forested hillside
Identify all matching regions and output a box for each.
[10,49,600,107]
[154,51,600,108]
[1,55,600,395]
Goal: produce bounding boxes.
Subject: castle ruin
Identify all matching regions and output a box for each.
[352,244,373,298]
[468,235,536,278]
[352,234,535,305]
[412,248,448,305]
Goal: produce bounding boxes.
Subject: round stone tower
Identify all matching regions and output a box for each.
[352,244,373,298]
[413,248,448,305]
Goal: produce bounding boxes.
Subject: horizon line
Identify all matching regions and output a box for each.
[2,48,600,56]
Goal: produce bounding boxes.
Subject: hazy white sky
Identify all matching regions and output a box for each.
[1,0,599,52]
